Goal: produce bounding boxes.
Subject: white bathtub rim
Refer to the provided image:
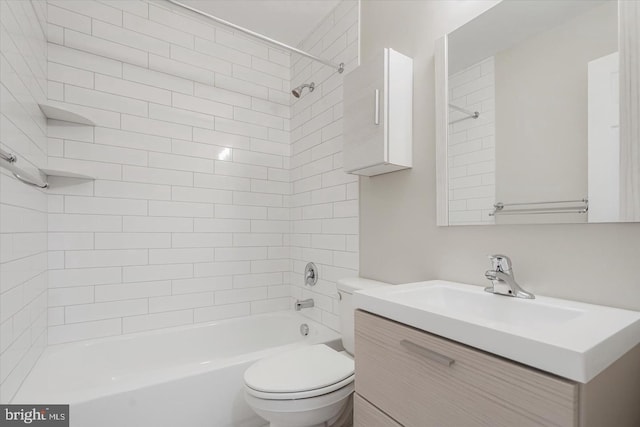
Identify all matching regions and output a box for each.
[48,310,329,350]
[13,312,340,405]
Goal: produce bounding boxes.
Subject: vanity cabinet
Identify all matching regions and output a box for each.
[354,310,640,427]
[354,394,401,427]
[343,48,412,176]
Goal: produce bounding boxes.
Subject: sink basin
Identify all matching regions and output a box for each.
[354,280,640,383]
[394,285,584,328]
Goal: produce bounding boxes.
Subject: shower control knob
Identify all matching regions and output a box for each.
[304,262,318,286]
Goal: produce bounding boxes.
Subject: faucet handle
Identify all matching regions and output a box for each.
[304,262,318,286]
[488,254,512,273]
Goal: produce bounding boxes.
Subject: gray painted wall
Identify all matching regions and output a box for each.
[359,0,640,311]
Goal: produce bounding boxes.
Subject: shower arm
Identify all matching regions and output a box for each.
[167,0,345,74]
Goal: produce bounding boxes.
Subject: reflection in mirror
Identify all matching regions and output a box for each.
[438,0,639,226]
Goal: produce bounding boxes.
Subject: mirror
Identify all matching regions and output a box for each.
[435,0,640,225]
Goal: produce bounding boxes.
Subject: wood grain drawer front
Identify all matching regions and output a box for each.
[354,393,402,427]
[355,310,578,427]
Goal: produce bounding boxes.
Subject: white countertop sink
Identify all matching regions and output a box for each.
[354,280,640,383]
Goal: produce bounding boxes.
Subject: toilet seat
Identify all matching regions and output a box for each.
[246,373,354,400]
[244,344,355,400]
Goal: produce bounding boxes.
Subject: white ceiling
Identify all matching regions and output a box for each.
[179,0,342,47]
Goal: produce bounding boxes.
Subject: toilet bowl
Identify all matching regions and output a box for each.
[244,344,354,427]
[243,277,387,427]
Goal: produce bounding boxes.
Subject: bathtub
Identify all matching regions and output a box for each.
[13,312,341,427]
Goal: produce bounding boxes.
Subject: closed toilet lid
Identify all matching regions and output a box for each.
[244,344,354,394]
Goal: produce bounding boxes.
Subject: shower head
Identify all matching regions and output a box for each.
[291,82,315,98]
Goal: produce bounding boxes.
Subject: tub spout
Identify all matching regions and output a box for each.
[295,298,314,311]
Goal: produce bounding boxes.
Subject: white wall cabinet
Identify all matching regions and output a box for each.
[343,48,413,176]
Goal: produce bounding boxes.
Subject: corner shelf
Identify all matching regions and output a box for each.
[40,168,95,180]
[36,103,96,184]
[38,103,95,126]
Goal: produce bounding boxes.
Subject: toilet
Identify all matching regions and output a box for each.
[243,277,387,427]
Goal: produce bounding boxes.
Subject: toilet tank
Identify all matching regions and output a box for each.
[337,277,389,355]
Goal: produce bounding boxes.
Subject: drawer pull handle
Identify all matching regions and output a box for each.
[400,339,455,367]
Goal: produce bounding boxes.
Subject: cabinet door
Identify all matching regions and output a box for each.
[355,310,579,427]
[354,393,402,427]
[343,52,386,173]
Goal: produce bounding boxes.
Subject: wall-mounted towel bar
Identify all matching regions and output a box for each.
[0,148,48,188]
[490,199,588,216]
[0,149,16,163]
[448,104,479,125]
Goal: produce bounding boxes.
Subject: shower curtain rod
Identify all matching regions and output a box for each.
[167,0,345,74]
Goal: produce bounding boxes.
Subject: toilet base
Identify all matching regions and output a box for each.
[265,395,352,427]
[268,397,352,427]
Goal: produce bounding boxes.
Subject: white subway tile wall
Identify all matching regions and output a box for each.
[0,1,48,401]
[46,0,291,344]
[45,0,359,343]
[289,1,359,331]
[448,57,496,225]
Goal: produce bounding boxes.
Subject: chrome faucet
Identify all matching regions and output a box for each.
[295,298,314,311]
[484,255,534,299]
